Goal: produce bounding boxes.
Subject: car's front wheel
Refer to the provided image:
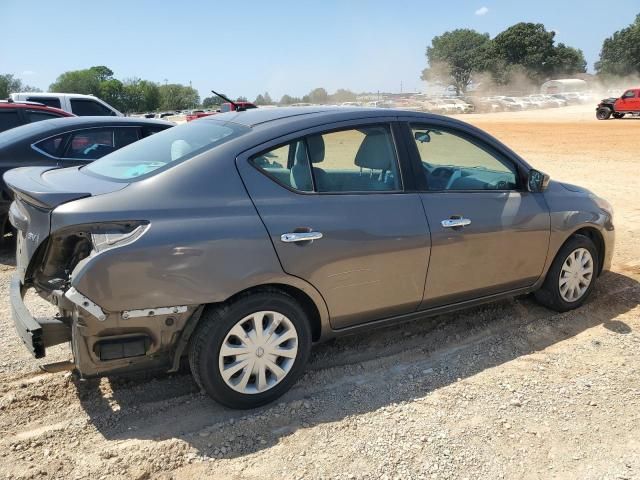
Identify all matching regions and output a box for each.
[596,107,612,120]
[189,290,312,409]
[534,235,598,312]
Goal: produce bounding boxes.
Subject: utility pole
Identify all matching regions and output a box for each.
[400,81,403,94]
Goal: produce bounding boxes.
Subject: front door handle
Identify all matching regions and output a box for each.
[441,217,471,228]
[281,231,324,243]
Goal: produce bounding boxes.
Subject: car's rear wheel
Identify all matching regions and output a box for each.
[189,290,312,409]
[534,235,598,312]
[612,112,625,119]
[596,107,612,120]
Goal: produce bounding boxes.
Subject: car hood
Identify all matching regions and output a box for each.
[559,181,591,194]
[600,97,618,104]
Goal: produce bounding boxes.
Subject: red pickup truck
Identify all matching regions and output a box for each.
[186,102,257,122]
[596,88,640,119]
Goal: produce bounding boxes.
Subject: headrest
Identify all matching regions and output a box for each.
[306,135,325,163]
[354,130,394,170]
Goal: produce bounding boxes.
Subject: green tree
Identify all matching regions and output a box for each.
[202,95,224,108]
[99,78,124,111]
[254,91,273,105]
[596,14,640,76]
[158,83,200,110]
[307,87,328,104]
[421,29,491,94]
[236,96,248,102]
[329,88,357,103]
[490,23,585,82]
[548,43,587,76]
[279,94,301,105]
[0,74,40,98]
[49,66,112,95]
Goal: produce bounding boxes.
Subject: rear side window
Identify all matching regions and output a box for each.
[84,120,249,181]
[34,134,66,157]
[64,128,116,160]
[251,125,401,193]
[251,140,313,192]
[27,97,62,109]
[25,110,63,123]
[70,99,114,116]
[0,110,21,133]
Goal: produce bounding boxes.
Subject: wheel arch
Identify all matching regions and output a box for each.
[220,283,324,342]
[561,226,606,276]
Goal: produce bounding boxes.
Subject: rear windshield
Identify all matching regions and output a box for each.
[83,120,249,181]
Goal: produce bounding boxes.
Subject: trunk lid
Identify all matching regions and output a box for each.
[4,166,126,281]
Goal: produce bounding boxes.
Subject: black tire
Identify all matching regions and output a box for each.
[612,112,625,119]
[189,290,312,409]
[534,235,598,312]
[596,107,612,120]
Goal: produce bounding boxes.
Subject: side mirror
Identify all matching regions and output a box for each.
[414,131,430,143]
[527,169,550,193]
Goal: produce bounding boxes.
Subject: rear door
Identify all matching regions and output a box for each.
[403,121,550,308]
[237,119,431,329]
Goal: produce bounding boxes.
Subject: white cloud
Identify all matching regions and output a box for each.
[475,6,489,16]
[21,70,35,76]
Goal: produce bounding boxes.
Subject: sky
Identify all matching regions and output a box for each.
[2,0,638,101]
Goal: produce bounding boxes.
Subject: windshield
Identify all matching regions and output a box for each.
[84,120,249,181]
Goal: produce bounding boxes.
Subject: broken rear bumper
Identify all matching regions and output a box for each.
[10,275,71,359]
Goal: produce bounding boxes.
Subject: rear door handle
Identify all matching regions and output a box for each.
[281,231,323,243]
[441,217,471,228]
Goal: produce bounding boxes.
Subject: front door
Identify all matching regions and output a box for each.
[237,121,431,329]
[405,122,550,308]
[615,90,638,113]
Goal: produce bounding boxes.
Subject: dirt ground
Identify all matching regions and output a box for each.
[0,105,639,480]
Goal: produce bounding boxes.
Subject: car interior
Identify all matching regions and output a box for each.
[253,126,400,192]
[413,129,518,191]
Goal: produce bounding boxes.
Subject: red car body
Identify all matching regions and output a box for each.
[0,101,75,133]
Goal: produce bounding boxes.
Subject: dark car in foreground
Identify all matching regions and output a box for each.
[0,100,75,134]
[0,116,173,236]
[6,107,614,408]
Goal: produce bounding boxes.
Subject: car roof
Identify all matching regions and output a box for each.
[0,116,174,147]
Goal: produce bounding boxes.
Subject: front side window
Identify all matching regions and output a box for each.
[251,125,401,193]
[84,120,249,181]
[70,99,113,116]
[622,90,635,99]
[411,126,518,191]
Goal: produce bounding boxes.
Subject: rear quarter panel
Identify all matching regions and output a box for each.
[53,144,330,328]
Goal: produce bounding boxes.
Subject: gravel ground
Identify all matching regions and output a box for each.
[0,105,639,480]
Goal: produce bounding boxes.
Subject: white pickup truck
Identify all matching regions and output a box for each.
[9,92,122,116]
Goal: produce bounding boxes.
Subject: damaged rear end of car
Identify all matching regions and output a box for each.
[6,166,199,376]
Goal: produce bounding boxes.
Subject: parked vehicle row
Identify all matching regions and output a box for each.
[0,116,173,236]
[6,106,614,409]
[0,100,74,134]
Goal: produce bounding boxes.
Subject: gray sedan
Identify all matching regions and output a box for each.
[5,107,614,408]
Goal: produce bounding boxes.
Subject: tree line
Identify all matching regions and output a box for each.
[2,15,639,111]
[424,17,640,95]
